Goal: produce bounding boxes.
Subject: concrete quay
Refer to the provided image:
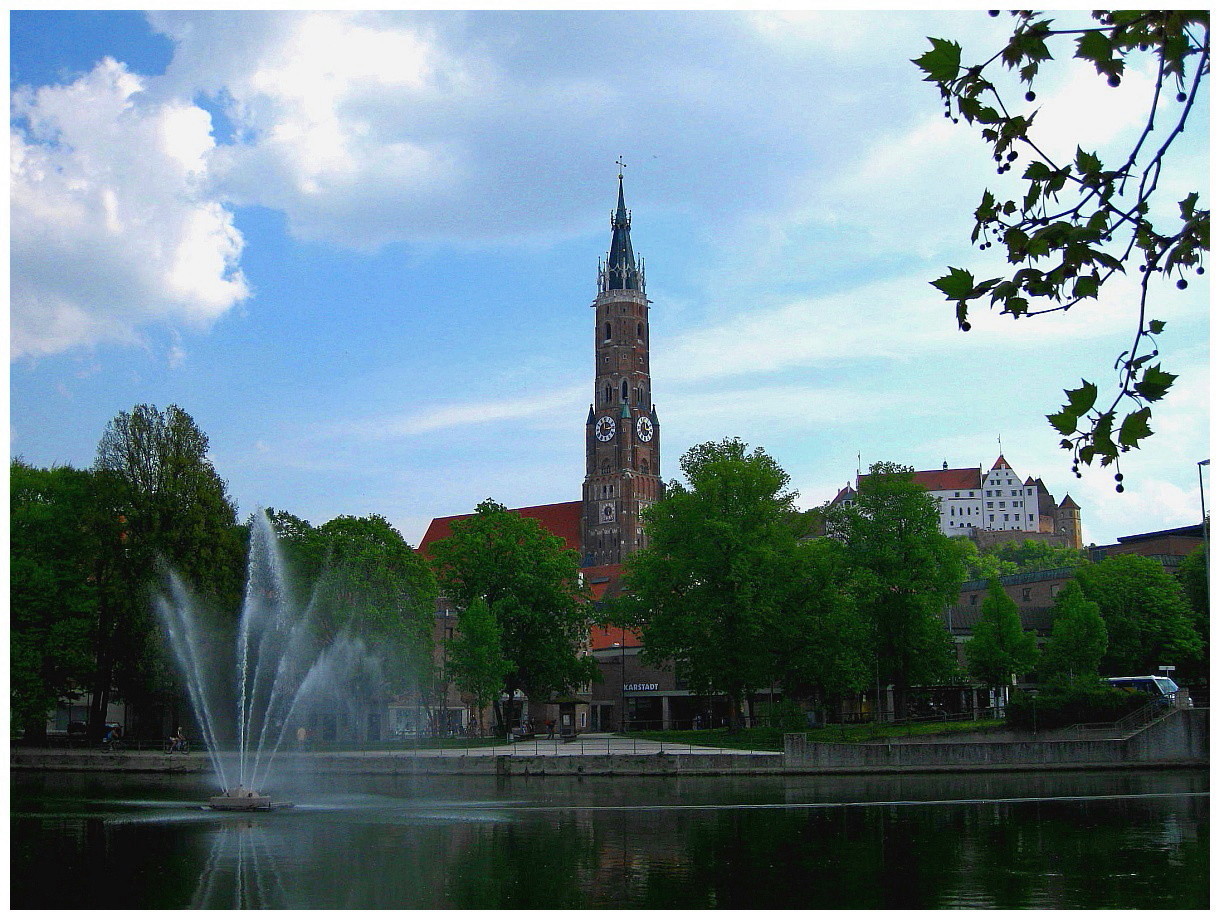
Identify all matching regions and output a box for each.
[11,711,1206,777]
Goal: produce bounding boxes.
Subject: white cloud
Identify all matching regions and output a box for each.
[10,58,249,359]
[334,384,586,440]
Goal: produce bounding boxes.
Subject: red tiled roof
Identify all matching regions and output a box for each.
[418,500,583,557]
[910,468,981,492]
[991,454,1011,470]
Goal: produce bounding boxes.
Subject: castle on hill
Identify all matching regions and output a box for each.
[827,455,1083,549]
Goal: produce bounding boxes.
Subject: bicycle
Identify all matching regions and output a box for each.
[165,738,191,754]
[101,737,124,753]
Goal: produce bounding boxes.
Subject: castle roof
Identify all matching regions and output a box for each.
[991,454,1012,471]
[910,467,982,492]
[1058,493,1080,510]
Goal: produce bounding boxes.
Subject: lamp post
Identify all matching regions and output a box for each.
[1198,459,1210,541]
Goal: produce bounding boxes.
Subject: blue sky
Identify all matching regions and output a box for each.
[10,10,1210,547]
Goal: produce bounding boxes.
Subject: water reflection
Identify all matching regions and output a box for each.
[191,821,290,909]
[10,771,1208,909]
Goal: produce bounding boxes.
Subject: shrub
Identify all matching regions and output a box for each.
[1005,681,1151,730]
[754,699,810,732]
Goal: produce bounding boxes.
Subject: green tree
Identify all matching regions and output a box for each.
[10,460,100,739]
[964,579,1039,701]
[621,439,862,727]
[987,539,1089,574]
[958,537,1017,581]
[771,537,873,706]
[824,461,965,716]
[1074,553,1202,676]
[916,11,1209,476]
[312,514,438,693]
[1176,543,1209,658]
[430,499,594,732]
[93,404,245,737]
[445,598,513,735]
[1040,580,1108,683]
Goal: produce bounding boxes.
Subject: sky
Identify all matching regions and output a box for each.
[9,9,1211,549]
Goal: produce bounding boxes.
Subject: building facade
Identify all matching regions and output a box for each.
[830,455,1083,548]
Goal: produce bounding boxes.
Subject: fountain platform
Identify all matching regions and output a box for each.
[208,786,293,811]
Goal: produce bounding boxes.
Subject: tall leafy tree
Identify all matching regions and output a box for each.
[1176,543,1209,662]
[430,499,595,732]
[964,579,1038,702]
[93,404,244,736]
[620,439,848,727]
[10,460,100,739]
[312,514,438,693]
[771,537,873,706]
[1075,553,1202,676]
[1040,580,1108,683]
[824,461,965,716]
[917,11,1209,476]
[445,598,513,735]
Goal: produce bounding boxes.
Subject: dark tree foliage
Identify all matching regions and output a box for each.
[430,499,595,731]
[10,460,100,739]
[445,597,513,735]
[824,461,966,714]
[964,579,1039,694]
[1074,552,1202,677]
[1175,542,1209,659]
[620,439,867,727]
[93,404,244,736]
[1040,579,1108,683]
[311,514,438,693]
[917,11,1209,480]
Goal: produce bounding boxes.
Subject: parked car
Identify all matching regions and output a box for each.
[66,720,89,735]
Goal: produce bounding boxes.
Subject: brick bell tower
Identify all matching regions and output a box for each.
[581,167,662,566]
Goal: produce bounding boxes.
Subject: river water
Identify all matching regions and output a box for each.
[11,769,1207,909]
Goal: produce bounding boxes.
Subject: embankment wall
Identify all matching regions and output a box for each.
[784,708,1207,773]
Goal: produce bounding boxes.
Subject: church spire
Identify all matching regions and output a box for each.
[601,159,643,293]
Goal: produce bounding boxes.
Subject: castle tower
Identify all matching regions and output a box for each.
[1056,494,1082,549]
[581,170,662,566]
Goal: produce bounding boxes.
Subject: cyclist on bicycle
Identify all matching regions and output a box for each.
[168,726,187,753]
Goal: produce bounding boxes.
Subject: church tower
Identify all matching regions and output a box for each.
[581,170,662,566]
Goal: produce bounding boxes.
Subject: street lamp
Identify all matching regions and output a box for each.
[1198,459,1210,544]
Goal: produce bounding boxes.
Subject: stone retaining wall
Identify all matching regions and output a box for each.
[784,708,1208,773]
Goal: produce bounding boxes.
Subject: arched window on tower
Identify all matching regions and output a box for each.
[637,322,643,340]
[621,379,629,402]
[603,322,612,342]
[603,384,611,405]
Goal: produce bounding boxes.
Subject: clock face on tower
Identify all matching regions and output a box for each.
[600,502,616,522]
[635,416,654,442]
[594,416,616,441]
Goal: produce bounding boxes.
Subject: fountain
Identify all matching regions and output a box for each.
[156,510,375,811]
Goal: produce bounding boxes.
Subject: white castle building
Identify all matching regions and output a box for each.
[830,455,1082,549]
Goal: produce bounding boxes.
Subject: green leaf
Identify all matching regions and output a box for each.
[1179,193,1200,219]
[1118,407,1154,448]
[1023,161,1053,181]
[1047,409,1079,436]
[913,38,962,83]
[931,267,975,300]
[1074,30,1113,69]
[1148,319,1167,335]
[1072,275,1099,299]
[1064,380,1098,416]
[1074,147,1102,177]
[1134,364,1178,402]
